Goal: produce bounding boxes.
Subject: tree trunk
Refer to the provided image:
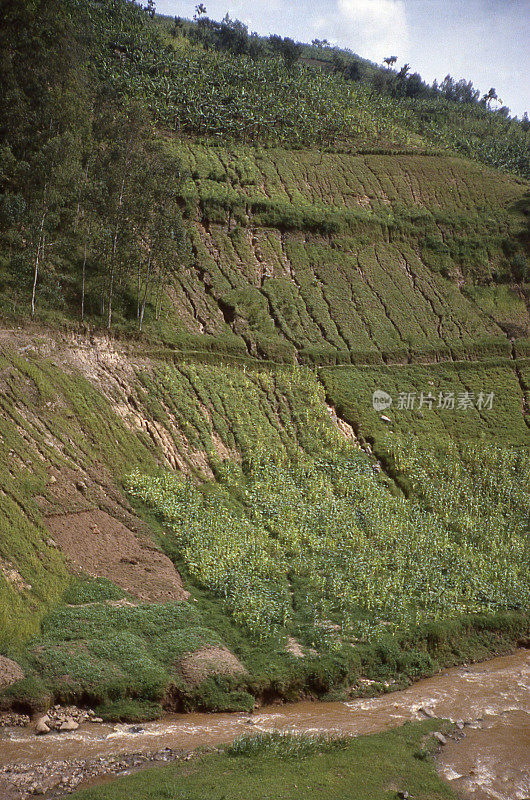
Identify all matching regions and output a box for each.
[31,211,47,318]
[74,164,90,233]
[81,235,88,323]
[107,176,126,331]
[139,252,152,332]
[155,269,163,321]
[107,259,115,331]
[137,255,142,321]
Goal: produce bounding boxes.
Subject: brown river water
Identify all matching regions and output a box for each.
[0,649,528,799]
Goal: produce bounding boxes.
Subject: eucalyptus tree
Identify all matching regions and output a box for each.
[92,103,154,329]
[482,87,499,107]
[15,131,84,318]
[135,147,188,330]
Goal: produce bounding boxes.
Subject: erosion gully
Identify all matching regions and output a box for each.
[0,650,528,800]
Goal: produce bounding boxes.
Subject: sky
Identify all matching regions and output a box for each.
[154,0,529,118]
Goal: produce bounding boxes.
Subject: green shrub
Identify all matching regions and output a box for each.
[63,579,129,606]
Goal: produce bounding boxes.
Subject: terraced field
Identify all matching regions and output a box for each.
[159,146,528,364]
[176,147,524,211]
[320,357,530,452]
[126,361,529,640]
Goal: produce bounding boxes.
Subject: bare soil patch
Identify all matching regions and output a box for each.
[46,510,188,603]
[175,647,246,688]
[0,776,21,799]
[0,656,24,690]
[285,637,305,658]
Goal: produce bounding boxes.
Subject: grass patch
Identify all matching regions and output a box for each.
[5,599,224,711]
[320,359,530,450]
[69,721,458,800]
[62,579,132,606]
[226,730,350,758]
[94,699,164,723]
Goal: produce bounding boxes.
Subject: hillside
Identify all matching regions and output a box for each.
[0,0,528,723]
[0,326,528,717]
[161,145,528,364]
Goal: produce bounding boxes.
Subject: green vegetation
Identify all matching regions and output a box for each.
[0,346,158,650]
[157,12,530,177]
[126,363,529,641]
[7,600,220,709]
[1,0,528,344]
[225,731,351,759]
[1,351,527,717]
[70,723,458,800]
[147,143,526,363]
[319,358,530,450]
[0,0,528,740]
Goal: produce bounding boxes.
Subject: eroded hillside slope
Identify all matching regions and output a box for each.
[0,328,528,717]
[0,0,528,729]
[151,146,529,364]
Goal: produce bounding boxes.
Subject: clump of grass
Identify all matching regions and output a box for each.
[62,578,131,606]
[186,679,255,713]
[226,731,351,759]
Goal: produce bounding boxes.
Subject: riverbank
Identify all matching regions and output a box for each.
[2,723,459,800]
[0,649,527,800]
[4,607,528,722]
[68,723,459,800]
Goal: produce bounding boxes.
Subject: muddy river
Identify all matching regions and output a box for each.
[0,649,528,799]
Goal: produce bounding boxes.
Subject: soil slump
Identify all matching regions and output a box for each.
[0,650,528,799]
[46,510,188,603]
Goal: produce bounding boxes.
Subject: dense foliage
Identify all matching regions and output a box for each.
[0,0,528,333]
[0,0,188,327]
[156,11,530,176]
[126,364,530,640]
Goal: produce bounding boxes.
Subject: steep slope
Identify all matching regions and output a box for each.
[1,134,528,721]
[0,0,529,723]
[149,145,529,364]
[0,329,528,717]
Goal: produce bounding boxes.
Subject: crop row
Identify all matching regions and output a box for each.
[175,146,525,213]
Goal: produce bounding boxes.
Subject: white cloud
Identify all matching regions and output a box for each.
[334,0,409,62]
